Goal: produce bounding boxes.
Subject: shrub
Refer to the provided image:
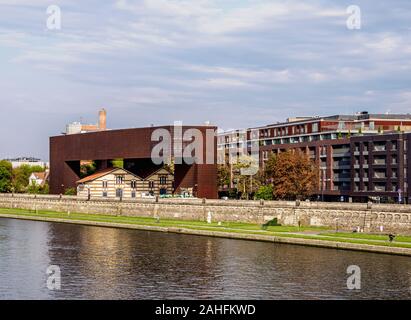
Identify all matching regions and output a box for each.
[255,185,274,200]
[64,187,77,196]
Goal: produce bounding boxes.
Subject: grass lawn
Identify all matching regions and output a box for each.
[1,207,411,249]
[322,232,411,243]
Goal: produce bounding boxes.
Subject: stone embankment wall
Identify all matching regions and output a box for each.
[0,194,410,234]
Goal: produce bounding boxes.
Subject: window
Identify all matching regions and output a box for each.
[131,190,136,198]
[374,143,386,151]
[312,123,318,132]
[374,184,386,192]
[116,188,123,198]
[131,180,138,189]
[149,181,155,189]
[102,181,108,189]
[116,175,124,185]
[374,170,386,179]
[159,176,167,185]
[102,191,107,197]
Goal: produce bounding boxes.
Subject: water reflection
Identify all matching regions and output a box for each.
[0,218,410,300]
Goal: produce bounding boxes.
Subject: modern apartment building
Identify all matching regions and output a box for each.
[217,112,411,203]
[350,133,411,203]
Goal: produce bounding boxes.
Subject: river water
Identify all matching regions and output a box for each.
[0,218,410,300]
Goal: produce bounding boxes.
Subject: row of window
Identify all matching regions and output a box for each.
[354,184,404,192]
[112,175,167,187]
[354,140,407,152]
[108,189,167,198]
[260,123,319,138]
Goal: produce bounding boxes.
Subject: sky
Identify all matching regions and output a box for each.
[0,0,411,160]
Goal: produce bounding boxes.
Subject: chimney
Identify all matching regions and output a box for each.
[99,108,107,130]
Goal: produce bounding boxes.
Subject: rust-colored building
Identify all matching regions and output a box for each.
[50,125,218,199]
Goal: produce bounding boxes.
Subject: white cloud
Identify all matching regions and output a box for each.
[1,0,411,158]
[0,29,27,47]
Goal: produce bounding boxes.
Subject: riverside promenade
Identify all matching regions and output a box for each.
[1,194,411,256]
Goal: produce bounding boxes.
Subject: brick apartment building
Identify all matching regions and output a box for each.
[218,112,411,203]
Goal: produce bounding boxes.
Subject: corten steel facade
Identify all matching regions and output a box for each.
[218,113,411,202]
[50,125,218,199]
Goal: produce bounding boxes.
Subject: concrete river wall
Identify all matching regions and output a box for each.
[0,194,411,234]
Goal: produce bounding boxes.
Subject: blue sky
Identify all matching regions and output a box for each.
[1,0,411,160]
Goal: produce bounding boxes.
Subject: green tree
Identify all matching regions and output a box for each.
[80,161,96,178]
[27,181,49,194]
[12,164,45,193]
[111,159,124,169]
[217,165,230,189]
[0,160,12,193]
[255,185,273,200]
[15,165,45,192]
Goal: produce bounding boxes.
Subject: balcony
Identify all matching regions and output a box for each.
[374,145,386,152]
[333,152,351,158]
[333,177,351,182]
[373,159,386,165]
[374,173,387,179]
[333,160,350,169]
[374,186,387,192]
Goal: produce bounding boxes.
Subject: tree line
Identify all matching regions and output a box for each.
[0,160,48,194]
[218,150,319,200]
